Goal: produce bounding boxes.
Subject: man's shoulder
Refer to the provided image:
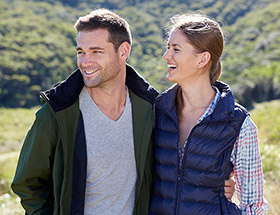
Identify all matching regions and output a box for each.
[125,64,158,104]
[40,69,84,112]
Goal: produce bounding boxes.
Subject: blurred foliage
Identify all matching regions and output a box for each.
[0,0,280,108]
[0,0,79,107]
[221,1,280,108]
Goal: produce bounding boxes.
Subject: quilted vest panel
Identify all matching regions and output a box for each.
[150,82,247,215]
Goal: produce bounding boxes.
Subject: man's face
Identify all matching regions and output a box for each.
[76,29,122,89]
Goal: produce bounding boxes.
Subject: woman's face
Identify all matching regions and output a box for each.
[163,29,202,85]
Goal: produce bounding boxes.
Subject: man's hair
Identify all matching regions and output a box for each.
[74,9,132,51]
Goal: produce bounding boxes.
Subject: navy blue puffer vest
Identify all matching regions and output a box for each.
[150,82,248,215]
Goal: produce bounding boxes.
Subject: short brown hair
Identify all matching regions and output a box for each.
[169,12,224,84]
[74,9,132,51]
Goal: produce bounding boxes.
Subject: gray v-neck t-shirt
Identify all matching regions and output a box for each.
[79,87,136,215]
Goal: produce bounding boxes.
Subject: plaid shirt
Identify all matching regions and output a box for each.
[179,87,268,215]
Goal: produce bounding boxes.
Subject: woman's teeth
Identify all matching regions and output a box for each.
[168,65,177,69]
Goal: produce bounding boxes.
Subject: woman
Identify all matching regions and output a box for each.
[150,13,268,214]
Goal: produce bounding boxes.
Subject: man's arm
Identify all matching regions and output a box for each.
[11,104,58,214]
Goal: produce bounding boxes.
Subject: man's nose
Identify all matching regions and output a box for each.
[82,54,93,66]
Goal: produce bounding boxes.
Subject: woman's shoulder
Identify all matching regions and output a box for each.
[155,84,179,110]
[156,84,179,102]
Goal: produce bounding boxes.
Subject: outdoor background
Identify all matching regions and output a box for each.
[0,0,280,214]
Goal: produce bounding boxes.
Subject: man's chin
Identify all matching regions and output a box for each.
[83,78,101,89]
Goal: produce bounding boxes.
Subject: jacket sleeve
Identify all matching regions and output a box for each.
[134,132,155,215]
[11,103,59,214]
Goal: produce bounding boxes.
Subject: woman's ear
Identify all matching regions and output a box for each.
[197,51,211,68]
[118,42,131,62]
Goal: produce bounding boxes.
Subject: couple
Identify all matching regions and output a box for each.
[12,9,268,215]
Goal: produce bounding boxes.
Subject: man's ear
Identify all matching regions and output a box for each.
[197,51,211,69]
[118,42,131,62]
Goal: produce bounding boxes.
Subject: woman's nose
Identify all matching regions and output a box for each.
[162,49,171,60]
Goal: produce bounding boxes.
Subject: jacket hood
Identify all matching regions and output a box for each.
[40,64,158,112]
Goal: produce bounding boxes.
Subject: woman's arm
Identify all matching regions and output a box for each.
[231,116,269,214]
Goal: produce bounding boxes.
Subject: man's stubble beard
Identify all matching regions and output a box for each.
[83,63,122,89]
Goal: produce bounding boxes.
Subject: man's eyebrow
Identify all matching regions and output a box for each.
[76,46,105,51]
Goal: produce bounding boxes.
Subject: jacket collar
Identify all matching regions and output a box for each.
[40,64,158,112]
[126,64,158,104]
[155,81,236,121]
[211,81,236,120]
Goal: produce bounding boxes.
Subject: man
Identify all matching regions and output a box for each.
[12,9,157,215]
[12,9,235,215]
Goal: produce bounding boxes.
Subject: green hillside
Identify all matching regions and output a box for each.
[222,1,280,108]
[0,0,78,107]
[0,0,280,108]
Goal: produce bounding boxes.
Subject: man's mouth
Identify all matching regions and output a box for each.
[85,70,95,74]
[84,69,99,75]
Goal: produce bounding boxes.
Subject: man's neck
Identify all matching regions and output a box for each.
[86,84,128,121]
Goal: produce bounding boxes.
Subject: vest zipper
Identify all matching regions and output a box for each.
[165,111,206,215]
[175,165,183,215]
[174,123,200,215]
[164,111,182,215]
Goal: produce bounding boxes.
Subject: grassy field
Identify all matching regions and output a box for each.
[0,100,280,214]
[0,107,38,214]
[0,152,24,214]
[0,107,38,154]
[249,100,280,214]
[251,100,280,183]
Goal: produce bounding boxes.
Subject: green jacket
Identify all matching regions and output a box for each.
[12,65,158,214]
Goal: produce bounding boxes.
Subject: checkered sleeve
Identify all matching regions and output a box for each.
[230,116,269,215]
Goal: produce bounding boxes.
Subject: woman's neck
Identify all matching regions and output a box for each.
[180,79,216,111]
